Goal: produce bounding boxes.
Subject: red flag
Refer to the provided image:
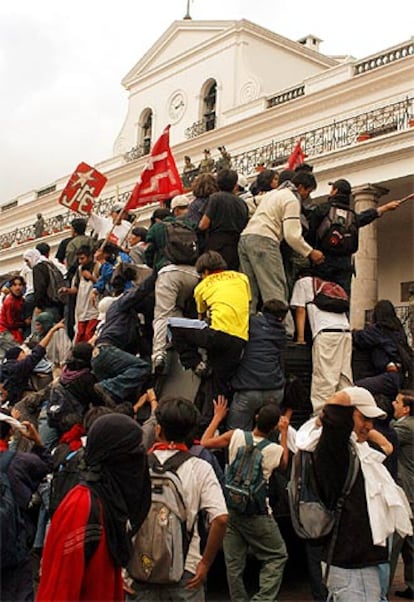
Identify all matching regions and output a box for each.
[58,162,107,216]
[287,140,306,170]
[125,125,183,211]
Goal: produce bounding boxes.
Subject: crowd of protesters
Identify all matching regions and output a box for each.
[0,163,413,602]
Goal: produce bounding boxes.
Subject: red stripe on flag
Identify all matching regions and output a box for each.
[125,125,184,211]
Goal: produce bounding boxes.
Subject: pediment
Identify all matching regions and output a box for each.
[121,19,338,89]
[122,20,234,88]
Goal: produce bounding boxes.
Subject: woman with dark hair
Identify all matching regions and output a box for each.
[187,173,219,225]
[353,299,413,399]
[36,414,151,601]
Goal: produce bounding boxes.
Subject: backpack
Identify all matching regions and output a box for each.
[225,431,271,516]
[316,203,358,256]
[0,451,27,568]
[46,382,84,430]
[163,221,199,265]
[45,261,66,304]
[311,277,349,314]
[287,445,359,540]
[128,451,193,584]
[49,445,85,517]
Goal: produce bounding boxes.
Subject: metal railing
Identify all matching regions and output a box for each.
[184,114,216,140]
[0,97,412,250]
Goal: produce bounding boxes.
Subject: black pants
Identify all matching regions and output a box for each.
[170,326,245,425]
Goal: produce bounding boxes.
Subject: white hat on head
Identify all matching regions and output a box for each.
[170,195,191,210]
[342,386,387,419]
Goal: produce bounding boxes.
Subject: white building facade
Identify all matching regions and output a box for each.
[1,19,413,329]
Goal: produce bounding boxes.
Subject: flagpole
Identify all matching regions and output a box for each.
[99,184,128,250]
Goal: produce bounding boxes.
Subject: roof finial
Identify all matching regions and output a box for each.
[183,0,192,20]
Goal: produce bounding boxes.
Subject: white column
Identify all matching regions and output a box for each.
[350,184,389,328]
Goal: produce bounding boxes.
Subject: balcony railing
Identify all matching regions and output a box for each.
[123,140,151,163]
[267,85,305,109]
[185,114,216,140]
[354,40,414,75]
[0,97,412,251]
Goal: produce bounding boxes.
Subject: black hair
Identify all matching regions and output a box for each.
[36,242,50,257]
[9,275,26,287]
[216,169,238,192]
[60,412,83,433]
[294,162,313,173]
[83,406,113,432]
[278,169,295,185]
[256,169,278,192]
[76,245,93,257]
[151,208,171,224]
[291,172,317,190]
[255,404,281,434]
[102,242,119,256]
[262,299,289,320]
[399,390,414,416]
[71,218,87,235]
[155,397,200,442]
[195,251,227,274]
[373,300,403,332]
[131,227,148,242]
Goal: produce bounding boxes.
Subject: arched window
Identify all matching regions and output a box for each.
[139,108,152,154]
[202,80,217,132]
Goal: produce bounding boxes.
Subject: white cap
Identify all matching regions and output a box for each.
[170,195,191,210]
[342,386,387,419]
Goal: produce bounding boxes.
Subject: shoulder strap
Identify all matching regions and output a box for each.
[323,444,360,584]
[0,450,16,473]
[149,450,192,474]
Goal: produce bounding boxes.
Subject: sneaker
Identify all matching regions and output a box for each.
[152,355,166,376]
[395,589,414,600]
[193,360,211,379]
[93,383,117,408]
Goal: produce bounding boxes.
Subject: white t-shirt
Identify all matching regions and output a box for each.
[73,266,99,322]
[228,428,283,482]
[290,276,349,338]
[153,450,227,575]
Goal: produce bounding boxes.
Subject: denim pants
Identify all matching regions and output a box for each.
[327,565,381,602]
[227,389,284,430]
[223,512,288,602]
[91,345,150,403]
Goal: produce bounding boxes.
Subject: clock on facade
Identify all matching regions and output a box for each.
[168,91,186,122]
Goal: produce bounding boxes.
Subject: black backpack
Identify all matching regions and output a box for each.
[0,451,27,568]
[46,382,84,430]
[49,445,85,517]
[311,277,350,313]
[316,203,358,256]
[45,261,66,304]
[163,221,199,265]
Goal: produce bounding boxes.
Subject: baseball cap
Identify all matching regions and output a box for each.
[328,179,352,195]
[170,195,191,210]
[342,386,387,419]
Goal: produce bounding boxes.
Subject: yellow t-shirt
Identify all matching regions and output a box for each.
[194,271,251,340]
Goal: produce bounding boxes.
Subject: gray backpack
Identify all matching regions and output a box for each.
[287,445,359,539]
[128,451,193,584]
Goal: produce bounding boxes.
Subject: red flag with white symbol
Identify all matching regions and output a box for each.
[287,140,306,170]
[58,162,107,216]
[125,125,183,211]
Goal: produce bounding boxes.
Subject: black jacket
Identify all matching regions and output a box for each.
[1,344,46,405]
[231,312,286,391]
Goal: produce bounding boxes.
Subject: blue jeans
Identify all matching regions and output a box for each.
[227,389,284,430]
[327,565,381,602]
[91,345,150,403]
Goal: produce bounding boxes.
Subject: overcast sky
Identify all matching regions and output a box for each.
[1,0,412,203]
